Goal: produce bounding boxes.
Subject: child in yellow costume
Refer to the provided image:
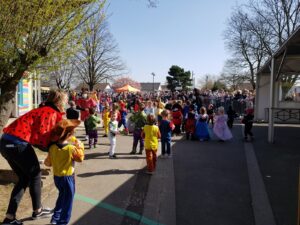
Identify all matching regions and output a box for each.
[44,119,84,225]
[102,102,111,137]
[156,100,165,125]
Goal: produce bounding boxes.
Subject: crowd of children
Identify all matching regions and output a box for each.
[42,93,254,224]
[66,92,255,150]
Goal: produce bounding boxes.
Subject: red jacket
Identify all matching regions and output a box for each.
[3,104,63,149]
[172,110,183,125]
[76,98,97,121]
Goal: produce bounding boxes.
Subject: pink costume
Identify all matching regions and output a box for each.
[213,114,233,141]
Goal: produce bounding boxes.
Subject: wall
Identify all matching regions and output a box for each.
[256,75,270,121]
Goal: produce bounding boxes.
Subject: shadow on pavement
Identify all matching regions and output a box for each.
[78,169,141,177]
[72,168,152,225]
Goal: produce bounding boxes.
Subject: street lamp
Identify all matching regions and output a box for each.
[151,72,155,92]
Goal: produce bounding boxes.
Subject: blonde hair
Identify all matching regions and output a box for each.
[46,89,67,112]
[218,106,225,115]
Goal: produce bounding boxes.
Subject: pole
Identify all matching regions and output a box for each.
[151,72,155,93]
[268,57,275,143]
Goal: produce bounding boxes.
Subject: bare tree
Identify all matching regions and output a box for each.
[74,13,126,91]
[220,59,248,90]
[247,0,300,97]
[197,74,216,90]
[224,6,274,90]
[45,58,78,90]
[225,0,300,93]
[0,0,104,132]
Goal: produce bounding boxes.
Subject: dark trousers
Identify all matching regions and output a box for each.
[52,176,75,225]
[173,124,181,134]
[0,135,41,216]
[132,129,144,152]
[244,123,253,137]
[227,118,234,128]
[88,130,98,147]
[118,119,127,129]
[161,138,171,155]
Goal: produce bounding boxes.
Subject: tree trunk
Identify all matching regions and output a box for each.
[0,88,17,135]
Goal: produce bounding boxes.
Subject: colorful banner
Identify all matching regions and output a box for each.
[18,79,30,116]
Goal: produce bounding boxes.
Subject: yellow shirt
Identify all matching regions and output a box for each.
[143,125,159,150]
[45,137,84,176]
[102,109,110,122]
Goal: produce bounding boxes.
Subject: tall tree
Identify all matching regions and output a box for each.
[0,0,105,132]
[220,59,248,91]
[247,0,300,98]
[166,65,192,92]
[45,58,77,90]
[225,0,300,93]
[74,13,125,91]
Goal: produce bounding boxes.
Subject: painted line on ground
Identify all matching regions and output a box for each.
[74,194,165,225]
[241,126,276,225]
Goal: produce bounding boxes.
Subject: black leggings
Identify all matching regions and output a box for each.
[0,136,41,216]
[244,124,253,137]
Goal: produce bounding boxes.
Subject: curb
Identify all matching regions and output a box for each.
[140,142,177,225]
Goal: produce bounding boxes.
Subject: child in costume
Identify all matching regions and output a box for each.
[144,101,155,116]
[142,114,161,174]
[159,110,175,158]
[185,106,196,140]
[195,107,210,141]
[130,103,147,154]
[66,101,79,120]
[108,112,119,159]
[182,100,191,133]
[156,100,165,125]
[102,102,110,137]
[227,105,236,129]
[85,108,101,149]
[171,102,183,135]
[242,108,254,141]
[207,104,214,128]
[118,100,129,135]
[213,107,233,141]
[90,91,100,113]
[44,119,84,225]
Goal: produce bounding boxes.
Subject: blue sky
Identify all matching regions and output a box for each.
[106,0,245,84]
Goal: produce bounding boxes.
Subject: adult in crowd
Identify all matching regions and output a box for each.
[0,89,68,225]
[76,92,97,140]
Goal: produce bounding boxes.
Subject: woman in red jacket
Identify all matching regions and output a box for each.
[0,89,67,225]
